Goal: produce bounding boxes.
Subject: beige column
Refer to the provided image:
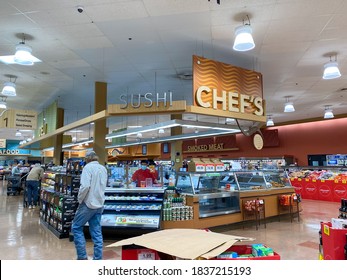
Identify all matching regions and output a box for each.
[93,82,107,164]
[170,114,183,172]
[53,108,64,165]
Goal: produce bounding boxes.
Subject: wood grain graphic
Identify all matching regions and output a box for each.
[193,55,263,114]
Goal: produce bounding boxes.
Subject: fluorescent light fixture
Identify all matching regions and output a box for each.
[106,119,240,141]
[233,15,255,52]
[106,128,240,149]
[0,101,7,109]
[69,129,84,133]
[62,139,93,148]
[158,128,165,134]
[1,82,16,96]
[323,62,341,80]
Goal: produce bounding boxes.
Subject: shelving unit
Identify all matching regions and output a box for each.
[39,172,80,239]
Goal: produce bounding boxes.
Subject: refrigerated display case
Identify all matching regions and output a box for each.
[175,172,240,218]
[101,187,165,233]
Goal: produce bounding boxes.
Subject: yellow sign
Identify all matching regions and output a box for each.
[0,109,37,129]
[0,139,6,148]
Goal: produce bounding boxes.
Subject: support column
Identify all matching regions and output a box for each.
[170,114,183,172]
[53,108,64,165]
[93,82,107,164]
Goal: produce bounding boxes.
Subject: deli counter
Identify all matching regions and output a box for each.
[161,169,298,229]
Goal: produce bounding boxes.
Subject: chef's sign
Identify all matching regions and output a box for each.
[193,55,265,120]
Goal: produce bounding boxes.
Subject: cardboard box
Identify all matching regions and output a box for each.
[211,159,225,172]
[201,159,215,172]
[188,158,206,172]
[107,228,253,260]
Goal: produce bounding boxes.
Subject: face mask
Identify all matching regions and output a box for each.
[141,165,147,170]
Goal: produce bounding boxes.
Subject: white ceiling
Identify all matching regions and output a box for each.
[1,0,347,142]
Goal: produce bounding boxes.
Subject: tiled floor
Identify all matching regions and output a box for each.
[0,181,341,260]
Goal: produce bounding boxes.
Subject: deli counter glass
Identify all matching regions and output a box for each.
[175,172,240,218]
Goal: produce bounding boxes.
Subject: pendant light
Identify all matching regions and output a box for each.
[323,55,341,80]
[0,100,7,109]
[266,116,274,126]
[2,75,17,96]
[324,106,334,119]
[284,96,295,113]
[233,15,255,52]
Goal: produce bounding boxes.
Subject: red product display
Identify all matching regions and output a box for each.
[211,245,280,260]
[122,246,160,260]
[321,222,347,260]
[291,178,346,202]
[317,180,334,202]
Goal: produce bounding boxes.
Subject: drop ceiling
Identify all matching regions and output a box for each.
[1,0,347,142]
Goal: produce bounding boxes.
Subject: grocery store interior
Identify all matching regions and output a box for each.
[1,1,347,261]
[0,185,340,260]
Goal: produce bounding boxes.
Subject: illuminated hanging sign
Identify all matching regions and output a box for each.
[192,55,265,119]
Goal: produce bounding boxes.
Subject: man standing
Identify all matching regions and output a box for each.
[72,150,108,260]
[26,163,44,209]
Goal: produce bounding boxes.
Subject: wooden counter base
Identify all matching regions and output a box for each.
[162,187,298,230]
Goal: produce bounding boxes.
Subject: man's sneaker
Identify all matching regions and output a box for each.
[32,205,36,209]
[28,205,32,209]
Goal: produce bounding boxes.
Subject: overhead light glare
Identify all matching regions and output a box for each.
[15,130,22,137]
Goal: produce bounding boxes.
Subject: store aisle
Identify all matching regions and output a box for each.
[0,181,340,260]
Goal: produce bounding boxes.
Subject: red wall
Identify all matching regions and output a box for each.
[174,118,347,165]
[229,118,347,165]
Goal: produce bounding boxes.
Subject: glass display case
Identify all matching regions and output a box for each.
[235,171,268,191]
[263,169,292,188]
[175,172,240,218]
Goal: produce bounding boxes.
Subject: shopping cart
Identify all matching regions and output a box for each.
[23,178,41,208]
[7,176,22,196]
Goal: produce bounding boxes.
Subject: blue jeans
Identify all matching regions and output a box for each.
[72,203,104,260]
[26,180,39,206]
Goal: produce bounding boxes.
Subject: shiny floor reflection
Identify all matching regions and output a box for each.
[0,182,340,260]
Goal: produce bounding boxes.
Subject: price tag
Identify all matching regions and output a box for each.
[312,179,316,182]
[323,224,330,236]
[334,179,338,183]
[298,178,302,181]
[342,180,346,184]
[321,179,325,182]
[305,179,309,182]
[138,251,156,260]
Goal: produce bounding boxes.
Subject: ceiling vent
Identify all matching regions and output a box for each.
[177,73,193,80]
